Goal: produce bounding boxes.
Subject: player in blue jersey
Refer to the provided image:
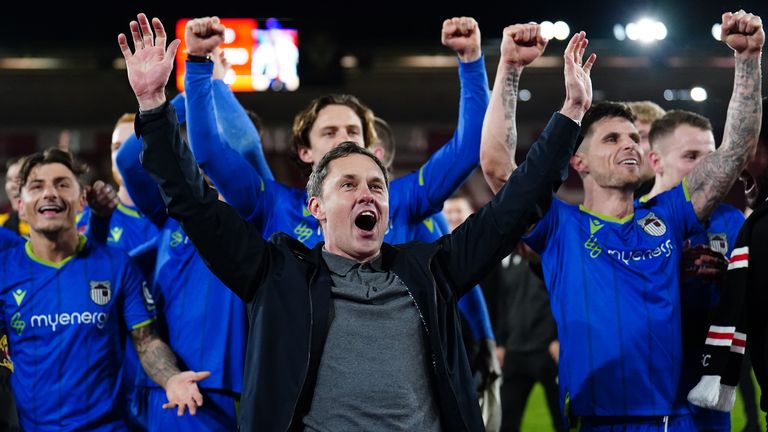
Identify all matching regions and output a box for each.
[480,13,763,431]
[643,110,745,431]
[0,148,208,431]
[78,114,160,256]
[114,88,248,430]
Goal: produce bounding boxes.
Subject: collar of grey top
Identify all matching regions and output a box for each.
[321,249,385,276]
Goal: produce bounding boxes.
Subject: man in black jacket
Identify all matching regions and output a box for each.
[117,13,594,432]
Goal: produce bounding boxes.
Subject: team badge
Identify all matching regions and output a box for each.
[637,212,667,236]
[708,233,728,256]
[90,281,112,306]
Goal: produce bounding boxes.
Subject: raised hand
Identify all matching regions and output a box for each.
[212,47,231,80]
[560,32,597,122]
[441,17,481,63]
[85,180,119,218]
[501,23,548,67]
[118,13,180,111]
[162,370,211,416]
[185,17,225,57]
[721,10,764,57]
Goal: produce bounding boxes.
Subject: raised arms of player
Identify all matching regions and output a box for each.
[184,17,270,221]
[130,323,210,415]
[480,23,548,194]
[404,17,490,221]
[686,11,764,221]
[211,48,275,181]
[119,13,273,302]
[438,32,593,291]
[115,93,187,227]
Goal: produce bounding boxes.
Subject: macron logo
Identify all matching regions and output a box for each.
[30,311,109,332]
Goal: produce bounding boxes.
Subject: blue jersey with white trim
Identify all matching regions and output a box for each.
[524,183,704,417]
[680,203,744,430]
[0,237,155,431]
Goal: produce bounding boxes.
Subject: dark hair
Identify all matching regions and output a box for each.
[648,110,712,149]
[580,102,637,143]
[291,94,378,176]
[19,148,89,191]
[306,142,389,198]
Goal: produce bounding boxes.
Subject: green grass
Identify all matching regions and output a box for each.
[520,377,766,431]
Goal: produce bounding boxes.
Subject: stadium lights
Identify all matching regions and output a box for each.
[540,21,570,41]
[618,18,667,42]
[519,89,532,101]
[663,87,708,102]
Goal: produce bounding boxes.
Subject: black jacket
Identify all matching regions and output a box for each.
[136,104,579,432]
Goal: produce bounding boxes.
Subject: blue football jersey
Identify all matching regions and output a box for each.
[77,203,160,252]
[525,182,704,417]
[0,237,155,431]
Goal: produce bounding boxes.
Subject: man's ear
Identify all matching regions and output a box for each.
[648,150,663,175]
[372,146,385,162]
[308,195,325,222]
[298,146,314,164]
[570,153,587,174]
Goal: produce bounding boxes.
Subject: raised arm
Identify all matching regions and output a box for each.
[686,11,764,221]
[211,48,275,181]
[481,23,548,194]
[185,18,270,221]
[439,32,593,291]
[119,13,272,301]
[404,17,490,221]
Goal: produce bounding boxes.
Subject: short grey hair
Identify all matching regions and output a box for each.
[306,142,389,198]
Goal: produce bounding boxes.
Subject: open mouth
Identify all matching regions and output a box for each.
[38,204,64,216]
[618,158,639,166]
[354,210,377,232]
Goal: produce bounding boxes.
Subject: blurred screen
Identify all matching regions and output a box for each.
[175,18,298,92]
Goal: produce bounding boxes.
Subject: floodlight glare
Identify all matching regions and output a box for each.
[540,21,555,40]
[553,21,570,40]
[690,87,708,102]
[711,23,722,40]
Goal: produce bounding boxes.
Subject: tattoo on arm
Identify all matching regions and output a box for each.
[131,323,180,388]
[687,56,762,221]
[481,65,522,194]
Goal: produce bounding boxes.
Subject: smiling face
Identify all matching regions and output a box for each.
[19,162,84,236]
[573,116,643,191]
[309,153,389,262]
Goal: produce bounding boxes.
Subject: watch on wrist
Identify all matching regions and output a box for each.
[186,53,212,63]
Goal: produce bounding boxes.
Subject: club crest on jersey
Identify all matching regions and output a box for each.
[89,281,112,306]
[708,233,728,256]
[637,212,666,237]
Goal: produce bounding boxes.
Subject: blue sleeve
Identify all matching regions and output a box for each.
[655,180,706,244]
[116,133,167,227]
[119,257,156,330]
[212,79,275,181]
[400,56,490,222]
[0,226,23,251]
[185,62,269,222]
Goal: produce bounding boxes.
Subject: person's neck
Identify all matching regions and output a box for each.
[322,244,380,264]
[582,183,635,219]
[118,188,134,207]
[646,175,675,200]
[29,228,81,263]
